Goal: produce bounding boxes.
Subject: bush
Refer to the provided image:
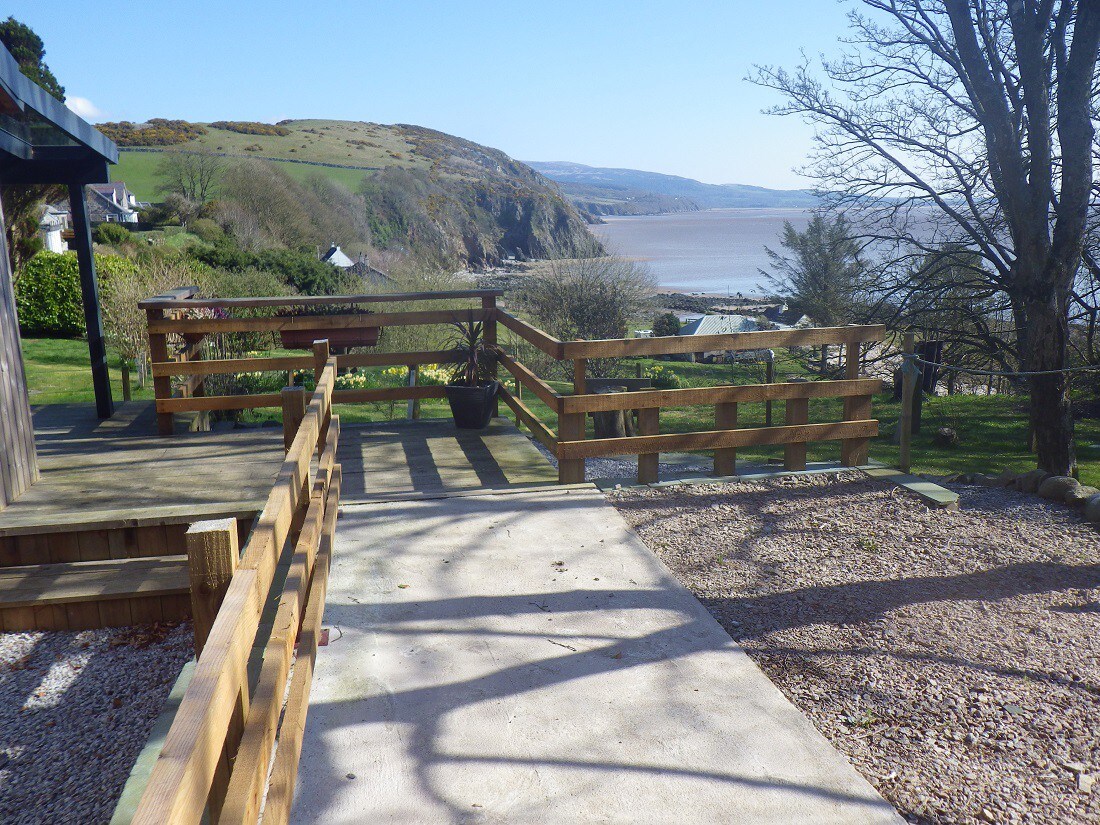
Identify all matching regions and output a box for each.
[210,121,291,137]
[652,312,681,338]
[94,222,131,246]
[96,119,206,146]
[16,251,136,336]
[187,218,224,244]
[643,364,685,389]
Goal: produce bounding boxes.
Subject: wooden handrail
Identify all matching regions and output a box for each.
[151,349,464,378]
[147,308,490,335]
[138,288,502,310]
[132,359,339,825]
[558,324,887,359]
[496,310,564,358]
[559,378,883,414]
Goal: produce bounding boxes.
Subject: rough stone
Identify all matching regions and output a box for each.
[1038,476,1080,501]
[1017,469,1051,494]
[1065,485,1100,507]
[1084,494,1100,523]
[933,426,960,448]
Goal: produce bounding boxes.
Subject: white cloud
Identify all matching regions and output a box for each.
[65,96,104,120]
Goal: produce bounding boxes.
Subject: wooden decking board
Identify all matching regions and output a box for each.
[0,555,190,609]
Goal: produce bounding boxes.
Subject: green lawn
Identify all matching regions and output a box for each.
[22,337,1100,485]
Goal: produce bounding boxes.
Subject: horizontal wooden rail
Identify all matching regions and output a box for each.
[139,288,502,310]
[132,360,337,825]
[333,386,447,404]
[156,394,283,413]
[148,308,491,335]
[559,324,886,359]
[560,378,882,414]
[152,349,463,378]
[557,419,879,460]
[496,310,564,358]
[497,350,563,413]
[498,386,558,452]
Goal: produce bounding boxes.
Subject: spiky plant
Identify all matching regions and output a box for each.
[447,319,497,386]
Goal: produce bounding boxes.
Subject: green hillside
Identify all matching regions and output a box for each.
[101,119,602,265]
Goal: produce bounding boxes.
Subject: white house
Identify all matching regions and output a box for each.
[321,243,355,268]
[38,204,68,253]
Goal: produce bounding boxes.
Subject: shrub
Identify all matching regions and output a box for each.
[187,218,224,244]
[651,312,681,338]
[94,222,131,246]
[643,364,685,389]
[210,121,291,137]
[16,251,136,336]
[96,119,206,146]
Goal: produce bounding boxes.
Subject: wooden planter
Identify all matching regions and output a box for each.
[279,327,380,350]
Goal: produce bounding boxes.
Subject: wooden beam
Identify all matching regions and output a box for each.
[496,351,562,413]
[714,402,737,477]
[558,412,586,483]
[185,519,238,658]
[556,420,879,460]
[282,387,307,453]
[147,308,491,335]
[784,396,809,471]
[498,386,558,453]
[495,310,564,358]
[560,378,882,414]
[156,394,284,413]
[559,324,887,359]
[69,183,113,419]
[138,289,502,310]
[637,407,659,483]
[332,386,447,404]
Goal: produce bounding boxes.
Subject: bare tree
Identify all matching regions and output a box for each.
[519,256,656,378]
[753,0,1100,475]
[155,149,224,203]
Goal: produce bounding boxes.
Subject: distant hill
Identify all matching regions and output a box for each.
[527,161,819,216]
[106,120,601,265]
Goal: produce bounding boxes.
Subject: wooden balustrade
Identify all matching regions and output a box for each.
[142,288,885,486]
[132,358,341,825]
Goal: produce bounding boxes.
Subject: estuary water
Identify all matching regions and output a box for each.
[590,208,812,296]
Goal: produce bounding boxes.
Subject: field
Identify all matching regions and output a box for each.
[23,337,1100,485]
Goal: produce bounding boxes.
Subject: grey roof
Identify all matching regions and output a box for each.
[677,314,760,336]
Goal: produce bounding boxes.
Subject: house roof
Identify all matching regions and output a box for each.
[321,244,355,268]
[677,314,760,337]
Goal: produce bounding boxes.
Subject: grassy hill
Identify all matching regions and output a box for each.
[105,119,601,265]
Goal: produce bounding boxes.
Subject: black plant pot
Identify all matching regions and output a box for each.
[444,381,499,430]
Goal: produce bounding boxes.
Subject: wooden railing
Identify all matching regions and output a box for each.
[494,310,886,484]
[132,358,341,825]
[141,288,884,486]
[140,289,502,435]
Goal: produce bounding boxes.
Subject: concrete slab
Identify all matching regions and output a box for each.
[864,464,960,509]
[336,418,558,503]
[291,487,900,824]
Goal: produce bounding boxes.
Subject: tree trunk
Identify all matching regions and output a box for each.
[818,344,828,374]
[1024,297,1075,476]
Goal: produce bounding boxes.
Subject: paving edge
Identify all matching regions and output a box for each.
[340,481,597,507]
[109,659,196,825]
[863,463,960,509]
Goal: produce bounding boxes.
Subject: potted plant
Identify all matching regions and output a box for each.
[444,320,500,430]
[275,304,380,350]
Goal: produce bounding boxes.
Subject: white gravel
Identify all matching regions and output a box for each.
[609,472,1100,825]
[0,622,192,824]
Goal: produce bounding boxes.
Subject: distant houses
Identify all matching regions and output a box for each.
[635,308,814,363]
[38,182,143,251]
[321,243,394,288]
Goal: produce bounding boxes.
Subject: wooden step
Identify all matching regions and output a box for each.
[0,556,191,631]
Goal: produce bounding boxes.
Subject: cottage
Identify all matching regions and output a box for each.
[677,313,761,362]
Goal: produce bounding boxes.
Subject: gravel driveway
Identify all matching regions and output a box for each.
[609,472,1100,825]
[0,622,192,824]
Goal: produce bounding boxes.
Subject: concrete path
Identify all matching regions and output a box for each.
[291,483,900,824]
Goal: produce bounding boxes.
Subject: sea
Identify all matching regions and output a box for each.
[590,208,812,297]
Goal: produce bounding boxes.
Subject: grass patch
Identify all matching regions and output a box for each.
[22,337,154,405]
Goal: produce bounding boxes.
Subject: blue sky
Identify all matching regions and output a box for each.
[9,1,854,188]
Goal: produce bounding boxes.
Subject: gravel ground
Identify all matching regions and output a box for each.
[609,472,1100,825]
[0,622,192,824]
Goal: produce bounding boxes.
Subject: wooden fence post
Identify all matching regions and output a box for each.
[312,338,330,382]
[899,332,917,473]
[573,358,586,396]
[714,402,737,476]
[407,364,420,420]
[784,378,809,471]
[184,517,243,822]
[147,307,174,436]
[841,338,870,466]
[483,294,499,417]
[764,352,775,427]
[282,386,307,453]
[637,407,659,483]
[558,412,586,484]
[186,518,239,657]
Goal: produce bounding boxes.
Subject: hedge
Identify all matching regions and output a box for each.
[15,251,136,337]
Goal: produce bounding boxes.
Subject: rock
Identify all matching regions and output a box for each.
[1038,475,1080,501]
[972,473,1005,487]
[1017,469,1051,494]
[1079,773,1095,793]
[1084,494,1100,523]
[994,468,1018,487]
[1066,485,1100,506]
[933,426,960,448]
